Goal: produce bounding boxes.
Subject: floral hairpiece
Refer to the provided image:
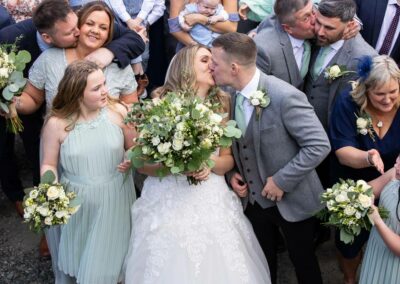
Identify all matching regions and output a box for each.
[357,56,373,82]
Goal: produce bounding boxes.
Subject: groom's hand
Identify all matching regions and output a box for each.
[262,177,284,202]
[230,173,248,197]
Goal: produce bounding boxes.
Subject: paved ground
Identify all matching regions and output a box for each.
[0,138,346,283]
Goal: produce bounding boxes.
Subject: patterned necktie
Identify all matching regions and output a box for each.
[379,4,400,55]
[312,46,332,79]
[235,94,247,135]
[300,40,311,79]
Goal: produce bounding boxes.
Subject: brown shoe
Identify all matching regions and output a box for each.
[14,201,24,217]
[39,235,50,258]
[135,74,149,98]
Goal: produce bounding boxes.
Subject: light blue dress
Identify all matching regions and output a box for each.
[359,179,400,284]
[56,108,136,283]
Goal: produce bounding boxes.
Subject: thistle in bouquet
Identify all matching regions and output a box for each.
[0,38,31,133]
[316,179,389,244]
[125,87,242,185]
[23,170,81,233]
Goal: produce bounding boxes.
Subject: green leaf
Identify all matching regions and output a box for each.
[219,136,232,148]
[16,50,31,63]
[170,166,181,174]
[14,77,27,89]
[0,101,9,113]
[8,83,19,93]
[23,187,35,195]
[340,229,354,244]
[9,71,23,82]
[206,159,215,169]
[156,166,170,177]
[69,196,82,207]
[2,86,14,100]
[15,62,26,71]
[191,109,201,119]
[41,170,56,184]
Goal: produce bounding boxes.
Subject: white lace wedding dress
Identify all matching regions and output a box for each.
[124,173,271,284]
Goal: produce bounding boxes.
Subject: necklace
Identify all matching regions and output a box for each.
[377,120,383,128]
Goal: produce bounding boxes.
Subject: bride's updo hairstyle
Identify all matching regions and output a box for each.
[152,45,230,116]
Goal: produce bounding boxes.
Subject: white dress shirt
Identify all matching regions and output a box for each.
[106,0,166,26]
[288,34,305,71]
[238,68,261,127]
[375,0,400,54]
[319,40,344,75]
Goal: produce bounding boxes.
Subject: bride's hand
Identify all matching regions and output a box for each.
[117,159,131,173]
[188,167,211,181]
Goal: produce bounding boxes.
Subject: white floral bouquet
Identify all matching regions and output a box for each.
[23,170,81,233]
[317,179,388,244]
[0,39,31,133]
[125,88,242,185]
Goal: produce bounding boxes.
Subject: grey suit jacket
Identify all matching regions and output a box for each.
[304,34,377,129]
[229,72,331,222]
[254,16,304,90]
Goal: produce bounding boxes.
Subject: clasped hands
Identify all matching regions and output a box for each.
[186,166,211,181]
[230,173,284,201]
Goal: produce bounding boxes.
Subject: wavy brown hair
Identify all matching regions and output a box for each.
[49,60,101,131]
[152,45,231,116]
[77,1,114,46]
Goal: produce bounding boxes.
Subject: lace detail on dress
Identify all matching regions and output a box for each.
[131,174,253,284]
[74,108,107,130]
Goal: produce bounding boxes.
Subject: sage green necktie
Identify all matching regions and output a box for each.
[235,93,247,135]
[300,40,311,79]
[312,46,332,79]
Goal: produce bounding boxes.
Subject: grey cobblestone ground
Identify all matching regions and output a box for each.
[0,138,344,284]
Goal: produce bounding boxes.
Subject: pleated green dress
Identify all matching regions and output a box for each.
[57,108,135,283]
[359,179,400,284]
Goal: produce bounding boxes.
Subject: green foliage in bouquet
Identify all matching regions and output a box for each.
[125,87,242,184]
[316,179,389,244]
[0,38,31,133]
[23,170,81,233]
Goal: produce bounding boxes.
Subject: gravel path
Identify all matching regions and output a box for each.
[0,138,344,284]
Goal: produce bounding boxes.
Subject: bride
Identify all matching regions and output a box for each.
[124,45,271,284]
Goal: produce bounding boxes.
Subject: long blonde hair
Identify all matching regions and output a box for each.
[153,45,231,115]
[351,55,400,112]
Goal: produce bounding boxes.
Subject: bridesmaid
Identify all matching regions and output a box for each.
[40,60,136,283]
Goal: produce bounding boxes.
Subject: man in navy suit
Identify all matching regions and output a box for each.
[355,0,400,65]
[0,5,14,29]
[0,0,145,257]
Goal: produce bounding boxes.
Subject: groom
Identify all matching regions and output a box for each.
[210,32,330,284]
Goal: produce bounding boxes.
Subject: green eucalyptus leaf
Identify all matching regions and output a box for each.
[2,86,14,100]
[0,101,9,113]
[170,166,181,174]
[191,109,201,119]
[41,170,56,184]
[9,70,23,82]
[8,83,19,93]
[14,78,27,88]
[16,50,31,63]
[219,136,232,148]
[340,229,354,244]
[15,62,26,71]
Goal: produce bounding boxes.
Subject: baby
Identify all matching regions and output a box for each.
[179,0,229,46]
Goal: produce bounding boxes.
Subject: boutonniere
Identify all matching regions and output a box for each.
[249,90,270,120]
[324,64,353,82]
[355,112,375,142]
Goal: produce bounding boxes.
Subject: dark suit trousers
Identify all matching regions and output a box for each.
[0,111,42,202]
[245,203,322,284]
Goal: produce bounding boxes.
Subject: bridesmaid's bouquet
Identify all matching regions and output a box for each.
[23,170,81,233]
[125,88,242,184]
[0,39,31,133]
[317,179,388,244]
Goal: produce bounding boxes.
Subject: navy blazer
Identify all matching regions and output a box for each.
[0,5,14,29]
[0,18,145,74]
[355,0,400,64]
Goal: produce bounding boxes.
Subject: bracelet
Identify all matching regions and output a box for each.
[366,152,373,167]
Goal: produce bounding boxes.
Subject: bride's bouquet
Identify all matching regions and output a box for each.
[317,179,388,244]
[23,170,81,233]
[125,88,242,185]
[0,39,31,133]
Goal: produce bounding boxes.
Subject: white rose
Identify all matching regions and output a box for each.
[55,210,68,219]
[360,128,368,135]
[252,90,264,99]
[23,212,32,220]
[195,104,208,113]
[358,194,372,208]
[329,65,341,77]
[344,205,356,216]
[355,212,362,219]
[339,184,349,191]
[176,122,185,131]
[326,200,335,210]
[29,189,39,199]
[356,117,368,129]
[0,67,9,78]
[142,146,150,155]
[25,205,36,214]
[151,136,161,146]
[250,98,260,106]
[172,139,183,151]
[44,216,53,225]
[200,138,212,149]
[210,113,223,124]
[356,180,370,192]
[47,186,61,200]
[157,142,171,155]
[183,140,190,146]
[335,193,349,203]
[37,206,50,217]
